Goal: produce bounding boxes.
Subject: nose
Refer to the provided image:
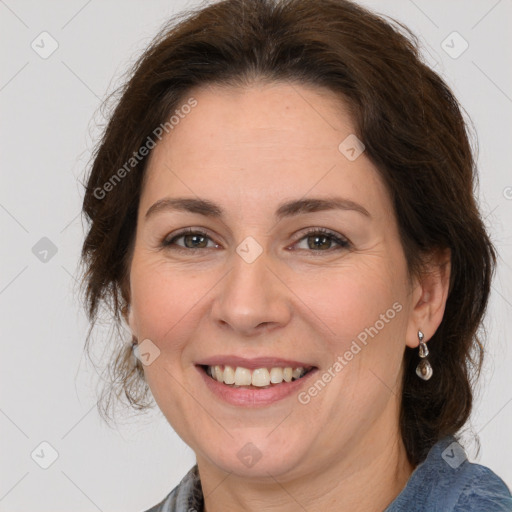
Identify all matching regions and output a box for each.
[210,246,292,336]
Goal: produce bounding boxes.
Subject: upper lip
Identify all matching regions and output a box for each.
[196,356,316,370]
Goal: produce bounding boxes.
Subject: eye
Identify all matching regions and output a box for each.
[292,227,351,252]
[161,228,219,251]
[161,227,351,253]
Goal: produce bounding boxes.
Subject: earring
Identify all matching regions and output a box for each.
[131,335,140,366]
[415,330,433,380]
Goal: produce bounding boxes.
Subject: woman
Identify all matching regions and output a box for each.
[80,0,512,510]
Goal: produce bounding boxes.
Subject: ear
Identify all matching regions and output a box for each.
[120,275,136,335]
[405,248,451,348]
[121,301,137,336]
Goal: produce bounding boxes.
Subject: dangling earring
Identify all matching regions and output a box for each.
[131,335,140,366]
[415,330,433,380]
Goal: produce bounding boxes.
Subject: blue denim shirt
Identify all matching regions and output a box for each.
[143,436,512,511]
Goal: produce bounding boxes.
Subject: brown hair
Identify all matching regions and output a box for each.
[80,0,496,466]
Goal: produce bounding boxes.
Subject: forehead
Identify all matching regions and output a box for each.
[141,81,391,219]
[168,81,353,153]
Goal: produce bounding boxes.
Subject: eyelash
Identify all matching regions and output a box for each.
[161,227,351,254]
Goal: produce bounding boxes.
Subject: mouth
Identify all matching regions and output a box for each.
[198,364,317,389]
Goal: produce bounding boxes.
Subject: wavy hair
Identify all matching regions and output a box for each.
[80,0,496,465]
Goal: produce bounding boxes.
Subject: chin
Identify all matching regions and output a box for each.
[196,429,314,480]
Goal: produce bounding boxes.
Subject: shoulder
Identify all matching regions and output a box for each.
[386,436,512,512]
[140,465,203,512]
[453,463,512,512]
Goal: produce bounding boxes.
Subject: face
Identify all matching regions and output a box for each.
[127,81,418,480]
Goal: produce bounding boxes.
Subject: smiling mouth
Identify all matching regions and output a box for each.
[199,364,316,389]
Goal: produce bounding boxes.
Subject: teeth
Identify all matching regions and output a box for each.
[234,367,252,386]
[206,365,309,386]
[223,365,235,384]
[292,368,303,380]
[214,365,223,382]
[251,368,270,387]
[269,367,283,383]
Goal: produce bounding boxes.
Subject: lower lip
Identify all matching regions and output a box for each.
[196,365,318,407]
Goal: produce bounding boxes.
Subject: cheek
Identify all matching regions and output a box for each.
[128,259,203,421]
[292,264,402,342]
[292,261,408,401]
[129,258,200,343]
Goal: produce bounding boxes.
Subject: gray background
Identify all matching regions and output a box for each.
[1,0,511,510]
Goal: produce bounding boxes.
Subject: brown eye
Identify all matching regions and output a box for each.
[307,234,333,250]
[162,229,218,250]
[181,233,209,249]
[294,228,351,252]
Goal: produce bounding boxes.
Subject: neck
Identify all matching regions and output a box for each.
[198,430,414,512]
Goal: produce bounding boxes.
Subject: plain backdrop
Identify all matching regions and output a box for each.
[1,0,511,510]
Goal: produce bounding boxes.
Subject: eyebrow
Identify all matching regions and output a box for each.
[145,196,371,221]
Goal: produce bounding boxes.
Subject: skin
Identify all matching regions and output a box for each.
[127,81,451,512]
